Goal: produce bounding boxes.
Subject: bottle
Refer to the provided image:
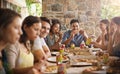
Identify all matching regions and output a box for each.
[56,44,66,74]
[86,37,92,46]
[80,41,85,49]
[59,44,65,54]
[56,53,63,65]
[103,52,109,65]
[70,43,75,49]
[57,63,66,74]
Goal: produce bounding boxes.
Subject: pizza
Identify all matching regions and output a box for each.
[45,65,58,72]
[73,58,97,63]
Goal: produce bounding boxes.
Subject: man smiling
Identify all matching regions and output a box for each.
[62,19,88,47]
[32,17,51,63]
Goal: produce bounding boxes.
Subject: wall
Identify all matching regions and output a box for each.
[42,0,101,37]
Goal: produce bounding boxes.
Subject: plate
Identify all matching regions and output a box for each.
[51,52,59,56]
[69,55,96,59]
[43,65,57,74]
[51,51,68,56]
[47,56,69,63]
[82,67,106,74]
[70,55,97,67]
[91,70,106,74]
[109,56,119,60]
[83,70,106,74]
[71,62,92,67]
[89,48,102,55]
[44,71,57,74]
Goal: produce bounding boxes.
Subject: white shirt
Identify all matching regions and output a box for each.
[32,37,47,50]
[32,36,51,59]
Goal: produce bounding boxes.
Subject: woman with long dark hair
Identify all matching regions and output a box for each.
[92,19,110,50]
[45,19,62,51]
[108,16,120,57]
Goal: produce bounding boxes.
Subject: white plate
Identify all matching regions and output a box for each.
[51,51,68,56]
[83,70,106,74]
[69,55,96,59]
[89,48,102,55]
[70,55,96,67]
[91,70,106,74]
[44,71,57,74]
[109,56,119,60]
[44,69,57,74]
[43,65,58,74]
[71,62,92,67]
[47,57,69,63]
[51,52,59,56]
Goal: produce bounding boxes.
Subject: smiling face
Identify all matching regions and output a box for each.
[4,17,22,44]
[40,21,50,38]
[71,22,79,31]
[52,24,60,34]
[25,22,41,41]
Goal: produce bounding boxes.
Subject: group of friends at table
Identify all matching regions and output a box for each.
[0,8,120,74]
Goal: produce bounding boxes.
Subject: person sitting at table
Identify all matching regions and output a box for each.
[0,8,22,74]
[4,15,43,74]
[62,19,88,47]
[45,19,62,51]
[107,16,120,57]
[91,19,110,50]
[32,17,51,63]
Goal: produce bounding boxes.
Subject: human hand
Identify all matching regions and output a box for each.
[70,30,78,38]
[102,31,107,36]
[34,60,46,72]
[91,42,98,47]
[28,68,42,74]
[79,30,84,35]
[53,43,60,50]
[91,41,96,45]
[57,32,63,38]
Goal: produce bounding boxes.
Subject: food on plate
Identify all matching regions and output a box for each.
[96,51,104,56]
[109,59,120,67]
[56,55,68,62]
[51,52,68,56]
[47,56,69,63]
[82,65,108,74]
[70,43,75,49]
[73,51,90,55]
[63,55,68,60]
[73,58,97,63]
[84,67,98,72]
[45,65,58,72]
[83,66,103,73]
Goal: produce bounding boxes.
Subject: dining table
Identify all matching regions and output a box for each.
[43,47,120,74]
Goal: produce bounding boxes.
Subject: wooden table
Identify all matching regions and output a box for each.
[44,47,119,74]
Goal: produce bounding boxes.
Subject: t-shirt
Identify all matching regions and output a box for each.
[4,42,34,71]
[32,37,47,50]
[62,30,85,47]
[45,34,58,47]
